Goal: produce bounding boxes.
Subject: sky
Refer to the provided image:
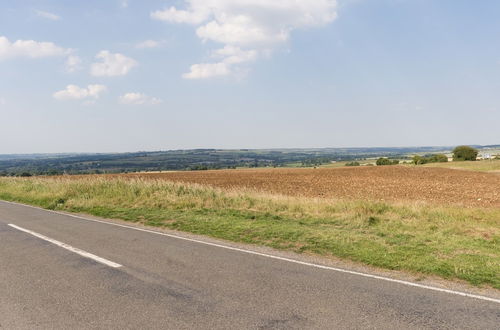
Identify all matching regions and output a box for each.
[0,0,499,153]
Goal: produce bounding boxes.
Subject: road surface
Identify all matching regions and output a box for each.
[0,201,498,329]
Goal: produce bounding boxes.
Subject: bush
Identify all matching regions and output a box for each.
[412,155,427,165]
[345,161,360,167]
[453,146,478,161]
[376,158,399,166]
[430,154,449,163]
[413,154,448,165]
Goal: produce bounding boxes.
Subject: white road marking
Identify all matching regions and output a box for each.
[2,200,499,304]
[8,223,122,268]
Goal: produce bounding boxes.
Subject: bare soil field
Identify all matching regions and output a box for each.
[114,166,500,208]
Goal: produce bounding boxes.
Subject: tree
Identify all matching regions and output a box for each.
[452,146,478,161]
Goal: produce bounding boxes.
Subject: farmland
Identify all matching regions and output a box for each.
[115,166,500,208]
[0,165,499,289]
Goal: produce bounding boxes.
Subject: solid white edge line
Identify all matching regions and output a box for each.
[2,200,499,304]
[8,223,122,268]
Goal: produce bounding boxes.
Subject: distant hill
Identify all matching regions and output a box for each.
[0,145,489,175]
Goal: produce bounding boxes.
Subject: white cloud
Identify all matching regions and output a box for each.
[119,93,163,105]
[135,40,162,49]
[53,84,107,101]
[36,10,61,21]
[213,45,257,64]
[195,17,287,47]
[0,36,69,61]
[151,7,210,25]
[152,0,338,79]
[183,46,257,79]
[183,62,231,79]
[90,50,137,77]
[64,55,82,73]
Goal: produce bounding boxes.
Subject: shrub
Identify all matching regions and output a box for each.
[345,161,360,167]
[412,155,426,165]
[376,158,399,166]
[430,154,449,163]
[453,146,478,161]
[413,154,448,165]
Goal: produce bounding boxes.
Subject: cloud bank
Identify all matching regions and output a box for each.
[152,0,337,79]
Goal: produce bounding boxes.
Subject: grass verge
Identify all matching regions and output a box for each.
[0,176,498,289]
[423,159,500,172]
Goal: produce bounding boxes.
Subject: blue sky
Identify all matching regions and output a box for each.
[0,0,499,153]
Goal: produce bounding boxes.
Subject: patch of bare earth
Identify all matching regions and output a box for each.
[105,166,500,208]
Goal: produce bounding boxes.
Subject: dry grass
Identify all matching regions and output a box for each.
[422,159,500,173]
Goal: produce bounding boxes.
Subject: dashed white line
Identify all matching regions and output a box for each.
[2,200,499,304]
[8,223,122,268]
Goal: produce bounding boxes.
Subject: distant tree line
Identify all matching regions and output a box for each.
[0,146,489,176]
[411,146,480,165]
[0,149,411,176]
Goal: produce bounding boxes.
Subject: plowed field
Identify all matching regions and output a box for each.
[117,166,500,208]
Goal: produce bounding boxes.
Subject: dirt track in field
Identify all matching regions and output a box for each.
[115,166,500,208]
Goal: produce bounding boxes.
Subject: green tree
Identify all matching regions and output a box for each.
[453,146,478,161]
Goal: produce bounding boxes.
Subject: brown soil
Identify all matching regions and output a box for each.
[111,166,500,208]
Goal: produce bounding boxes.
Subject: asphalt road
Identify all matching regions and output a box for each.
[0,201,498,329]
